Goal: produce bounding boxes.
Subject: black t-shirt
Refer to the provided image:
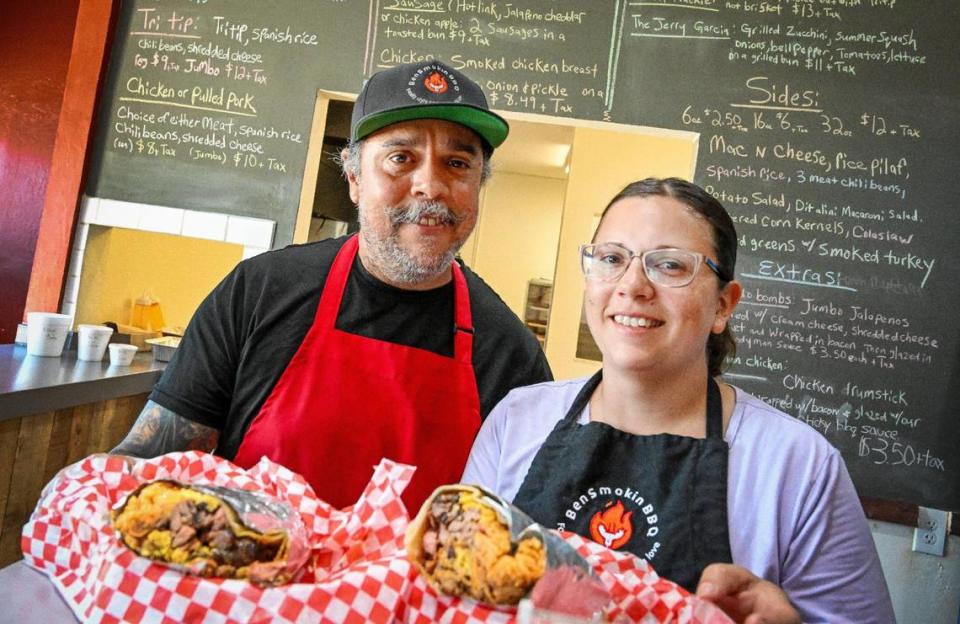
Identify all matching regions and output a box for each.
[149,235,553,458]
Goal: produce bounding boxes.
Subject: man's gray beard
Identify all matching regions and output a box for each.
[359,200,467,285]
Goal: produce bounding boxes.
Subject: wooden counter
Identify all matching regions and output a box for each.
[0,344,165,566]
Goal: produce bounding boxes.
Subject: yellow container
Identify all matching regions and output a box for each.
[131,294,165,331]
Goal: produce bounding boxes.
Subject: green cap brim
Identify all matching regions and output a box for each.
[353,104,509,149]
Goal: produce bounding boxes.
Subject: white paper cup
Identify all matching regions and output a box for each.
[77,324,114,361]
[108,343,138,367]
[26,312,73,357]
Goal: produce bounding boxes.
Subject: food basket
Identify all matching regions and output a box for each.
[22,453,732,623]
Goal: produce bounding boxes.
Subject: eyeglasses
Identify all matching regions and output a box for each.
[579,242,726,287]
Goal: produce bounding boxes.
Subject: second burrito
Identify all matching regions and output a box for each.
[406,484,593,606]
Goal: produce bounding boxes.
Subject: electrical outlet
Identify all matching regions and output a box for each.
[912,507,948,556]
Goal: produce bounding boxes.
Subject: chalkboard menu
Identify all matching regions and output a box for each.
[86,0,959,510]
[606,1,959,512]
[86,0,369,244]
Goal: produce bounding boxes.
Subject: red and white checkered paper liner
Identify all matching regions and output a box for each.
[22,452,732,623]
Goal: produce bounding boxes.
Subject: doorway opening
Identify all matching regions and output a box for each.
[296,91,697,378]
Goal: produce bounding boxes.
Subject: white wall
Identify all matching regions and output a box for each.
[872,521,960,623]
[466,171,566,318]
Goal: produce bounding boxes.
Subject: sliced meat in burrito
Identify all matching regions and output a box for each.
[112,480,292,585]
[406,484,547,605]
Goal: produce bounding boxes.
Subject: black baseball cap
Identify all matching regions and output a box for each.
[351,59,509,150]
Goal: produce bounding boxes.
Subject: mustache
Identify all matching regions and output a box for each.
[389,201,465,226]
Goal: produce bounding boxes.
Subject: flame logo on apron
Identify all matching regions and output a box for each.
[588,500,633,549]
[423,72,449,95]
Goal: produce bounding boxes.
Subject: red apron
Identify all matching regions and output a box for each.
[232,234,481,511]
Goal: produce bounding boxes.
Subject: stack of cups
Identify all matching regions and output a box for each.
[26,312,73,357]
[77,324,115,362]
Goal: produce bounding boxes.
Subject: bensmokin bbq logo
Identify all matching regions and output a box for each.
[406,64,462,104]
[423,71,448,94]
[558,486,661,560]
[589,500,632,549]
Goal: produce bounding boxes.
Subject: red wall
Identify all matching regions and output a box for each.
[0,1,81,342]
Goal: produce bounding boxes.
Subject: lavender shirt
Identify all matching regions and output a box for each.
[462,377,895,624]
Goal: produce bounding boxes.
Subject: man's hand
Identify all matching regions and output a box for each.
[696,563,801,624]
[111,400,219,458]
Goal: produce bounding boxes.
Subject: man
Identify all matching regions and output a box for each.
[111,59,552,510]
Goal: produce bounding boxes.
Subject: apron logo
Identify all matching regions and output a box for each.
[558,486,661,560]
[588,500,633,549]
[423,71,448,94]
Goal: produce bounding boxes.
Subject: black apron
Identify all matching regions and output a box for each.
[512,371,733,591]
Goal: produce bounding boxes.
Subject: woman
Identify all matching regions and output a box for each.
[462,178,894,623]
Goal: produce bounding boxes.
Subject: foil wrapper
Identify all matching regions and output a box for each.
[406,484,601,609]
[112,479,310,586]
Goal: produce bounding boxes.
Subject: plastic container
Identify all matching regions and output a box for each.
[108,343,138,367]
[77,324,114,362]
[145,336,181,362]
[131,294,165,331]
[26,312,73,357]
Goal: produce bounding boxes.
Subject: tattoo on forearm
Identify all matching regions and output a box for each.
[111,400,219,458]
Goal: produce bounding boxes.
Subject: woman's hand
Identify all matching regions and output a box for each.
[696,563,801,624]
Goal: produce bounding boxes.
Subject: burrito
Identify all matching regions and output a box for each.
[112,480,293,585]
[406,485,548,605]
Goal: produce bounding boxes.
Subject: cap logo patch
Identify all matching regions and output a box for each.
[407,63,463,104]
[423,71,448,95]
